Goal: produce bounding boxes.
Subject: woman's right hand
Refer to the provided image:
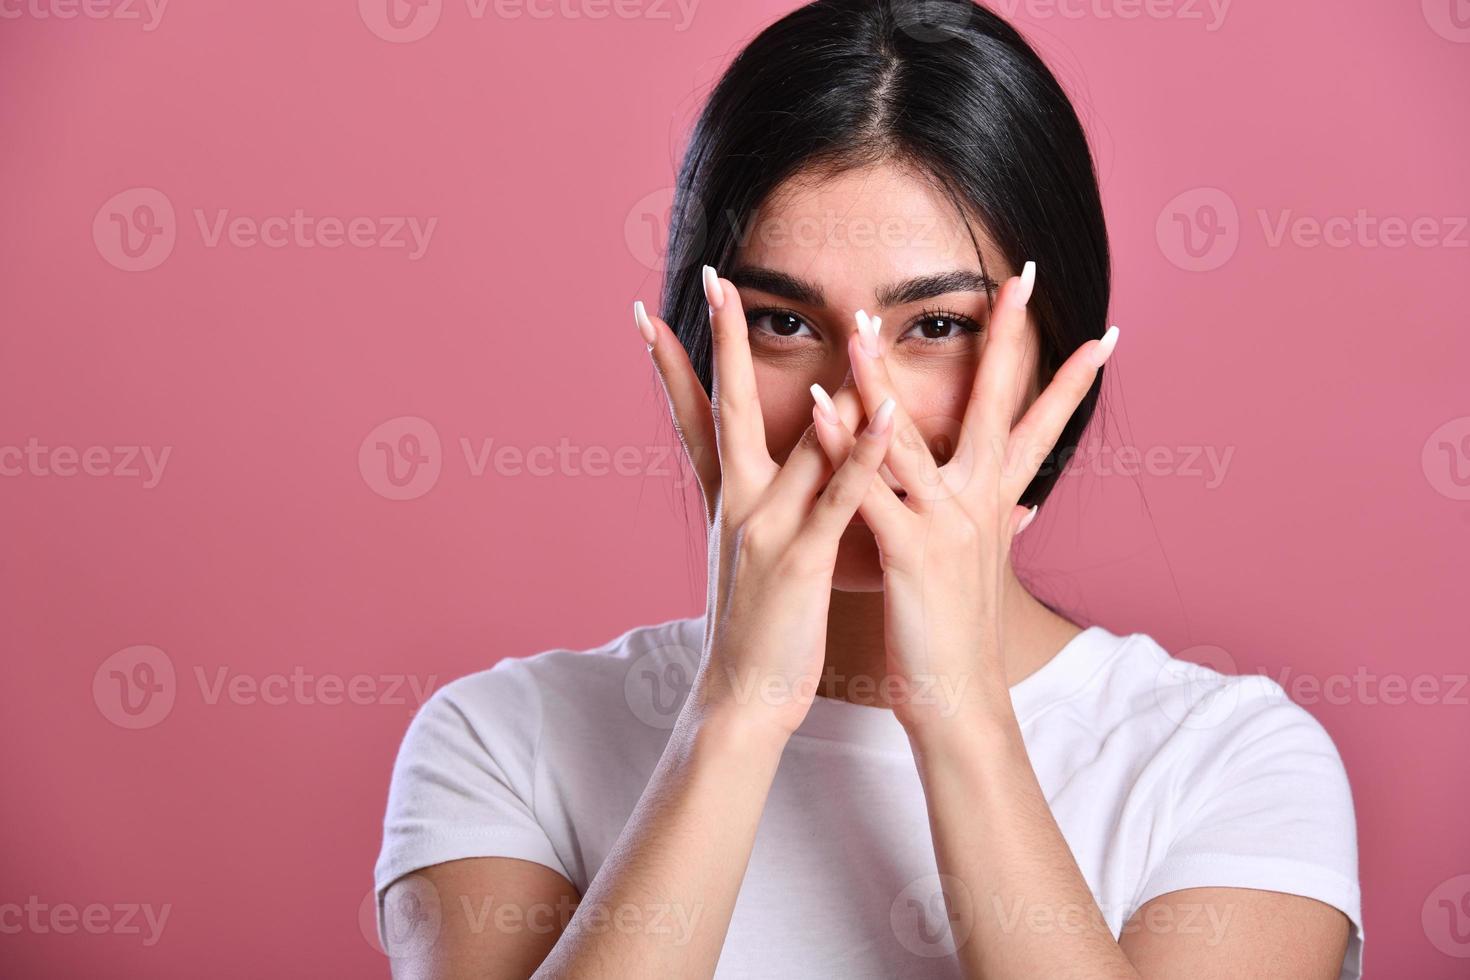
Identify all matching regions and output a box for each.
[635,266,895,738]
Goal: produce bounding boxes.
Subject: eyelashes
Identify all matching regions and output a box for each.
[745,306,984,349]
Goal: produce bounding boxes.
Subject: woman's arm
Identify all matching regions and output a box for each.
[385,270,897,979]
[530,708,786,977]
[813,267,1351,978]
[907,709,1348,979]
[383,858,579,979]
[383,711,785,980]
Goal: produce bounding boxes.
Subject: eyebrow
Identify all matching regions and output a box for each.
[726,266,1000,309]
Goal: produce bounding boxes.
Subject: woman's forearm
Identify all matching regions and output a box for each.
[909,707,1142,980]
[533,706,787,979]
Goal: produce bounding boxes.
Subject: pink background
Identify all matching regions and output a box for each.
[2,0,1467,975]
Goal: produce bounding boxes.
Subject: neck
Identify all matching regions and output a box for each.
[818,567,1083,708]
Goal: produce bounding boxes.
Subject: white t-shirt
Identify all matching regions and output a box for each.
[375,615,1363,978]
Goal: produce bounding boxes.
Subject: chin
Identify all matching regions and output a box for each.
[830,523,886,592]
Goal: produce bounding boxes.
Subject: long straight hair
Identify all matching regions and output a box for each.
[661,0,1110,507]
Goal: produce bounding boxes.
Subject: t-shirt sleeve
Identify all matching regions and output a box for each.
[1136,689,1363,979]
[373,661,571,936]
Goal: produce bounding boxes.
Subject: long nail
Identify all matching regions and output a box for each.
[855,310,881,358]
[869,397,896,435]
[633,301,657,350]
[702,265,725,311]
[1016,505,1039,535]
[1008,260,1036,310]
[1091,325,1120,367]
[810,384,839,425]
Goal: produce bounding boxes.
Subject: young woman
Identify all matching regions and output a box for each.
[375,1,1362,976]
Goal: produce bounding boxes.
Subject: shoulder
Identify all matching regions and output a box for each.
[417,613,704,743]
[1045,627,1358,847]
[1076,628,1350,769]
[1074,627,1358,873]
[1082,631,1363,970]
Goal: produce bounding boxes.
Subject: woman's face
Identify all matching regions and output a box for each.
[729,162,1041,591]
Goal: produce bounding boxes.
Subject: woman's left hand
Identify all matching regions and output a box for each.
[810,263,1118,732]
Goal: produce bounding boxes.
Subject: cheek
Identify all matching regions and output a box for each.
[754,361,818,464]
[887,361,973,464]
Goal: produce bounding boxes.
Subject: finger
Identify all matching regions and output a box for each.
[957,262,1036,479]
[760,420,836,535]
[809,385,910,539]
[796,396,899,548]
[830,385,905,494]
[845,313,942,506]
[636,301,720,515]
[704,265,771,486]
[1001,325,1119,501]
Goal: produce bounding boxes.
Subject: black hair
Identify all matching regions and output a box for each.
[660,0,1110,507]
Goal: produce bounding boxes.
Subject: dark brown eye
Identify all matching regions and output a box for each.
[770,312,806,336]
[903,309,981,346]
[747,310,816,343]
[918,315,959,339]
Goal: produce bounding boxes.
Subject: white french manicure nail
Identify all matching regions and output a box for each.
[810,384,839,425]
[855,310,881,358]
[1092,325,1120,366]
[633,301,657,349]
[1010,261,1036,310]
[1016,505,1039,535]
[702,265,725,310]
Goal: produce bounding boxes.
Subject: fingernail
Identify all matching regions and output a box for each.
[1091,325,1120,367]
[633,301,657,350]
[810,384,839,425]
[869,396,896,435]
[1008,260,1036,310]
[702,265,725,311]
[1016,505,1039,535]
[855,310,881,358]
